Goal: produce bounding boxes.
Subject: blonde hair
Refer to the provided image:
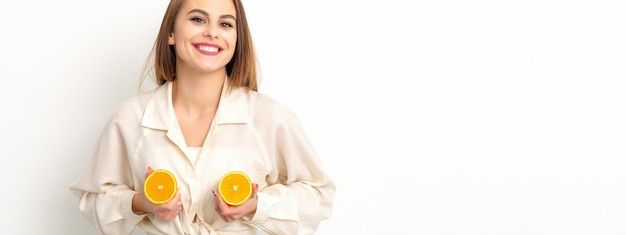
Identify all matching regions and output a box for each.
[140,0,258,92]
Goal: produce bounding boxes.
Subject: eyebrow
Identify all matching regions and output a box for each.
[187,9,236,20]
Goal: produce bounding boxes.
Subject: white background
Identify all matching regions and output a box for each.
[1,0,625,234]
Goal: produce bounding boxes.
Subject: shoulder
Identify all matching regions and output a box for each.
[246,91,301,126]
[249,91,287,111]
[107,86,161,125]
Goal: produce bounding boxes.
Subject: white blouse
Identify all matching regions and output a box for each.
[187,147,201,167]
[69,80,335,235]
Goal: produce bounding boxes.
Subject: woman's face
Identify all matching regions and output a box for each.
[169,0,237,75]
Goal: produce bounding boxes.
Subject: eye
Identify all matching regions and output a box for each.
[191,17,206,23]
[220,22,234,28]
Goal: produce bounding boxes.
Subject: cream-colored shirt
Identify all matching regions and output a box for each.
[69,81,335,235]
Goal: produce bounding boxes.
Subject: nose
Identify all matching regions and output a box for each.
[204,25,218,38]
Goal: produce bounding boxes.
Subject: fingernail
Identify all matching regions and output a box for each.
[212,190,217,197]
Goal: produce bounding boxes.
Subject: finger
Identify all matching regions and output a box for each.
[213,192,222,212]
[170,205,182,221]
[165,204,182,221]
[157,210,169,220]
[213,190,226,209]
[164,193,181,209]
[213,191,231,222]
[214,202,220,213]
[164,212,174,221]
[169,199,182,211]
[173,191,181,202]
[213,206,226,221]
[251,183,259,199]
[145,166,154,178]
[166,211,178,221]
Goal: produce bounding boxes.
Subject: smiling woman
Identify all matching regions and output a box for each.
[67,0,336,234]
[5,0,624,234]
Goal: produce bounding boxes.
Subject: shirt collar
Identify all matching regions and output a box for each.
[140,78,250,130]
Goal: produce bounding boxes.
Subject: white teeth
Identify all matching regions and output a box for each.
[198,45,219,52]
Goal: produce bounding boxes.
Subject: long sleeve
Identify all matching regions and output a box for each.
[69,99,145,235]
[70,85,336,235]
[245,99,336,235]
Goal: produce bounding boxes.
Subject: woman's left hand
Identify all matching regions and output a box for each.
[214,183,259,222]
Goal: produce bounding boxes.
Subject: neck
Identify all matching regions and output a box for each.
[172,70,226,117]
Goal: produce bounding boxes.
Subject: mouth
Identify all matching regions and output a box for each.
[194,43,223,54]
[197,45,220,52]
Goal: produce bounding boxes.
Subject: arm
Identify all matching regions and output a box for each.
[68,102,145,235]
[245,106,336,235]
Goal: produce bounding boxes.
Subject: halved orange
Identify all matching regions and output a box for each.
[218,171,252,206]
[144,169,177,205]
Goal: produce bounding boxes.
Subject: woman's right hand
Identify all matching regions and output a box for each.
[132,167,183,221]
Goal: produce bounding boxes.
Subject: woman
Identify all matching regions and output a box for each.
[68,0,335,234]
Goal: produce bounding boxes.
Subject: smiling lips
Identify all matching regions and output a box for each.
[194,43,222,55]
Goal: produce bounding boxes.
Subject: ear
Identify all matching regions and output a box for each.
[168,32,175,45]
